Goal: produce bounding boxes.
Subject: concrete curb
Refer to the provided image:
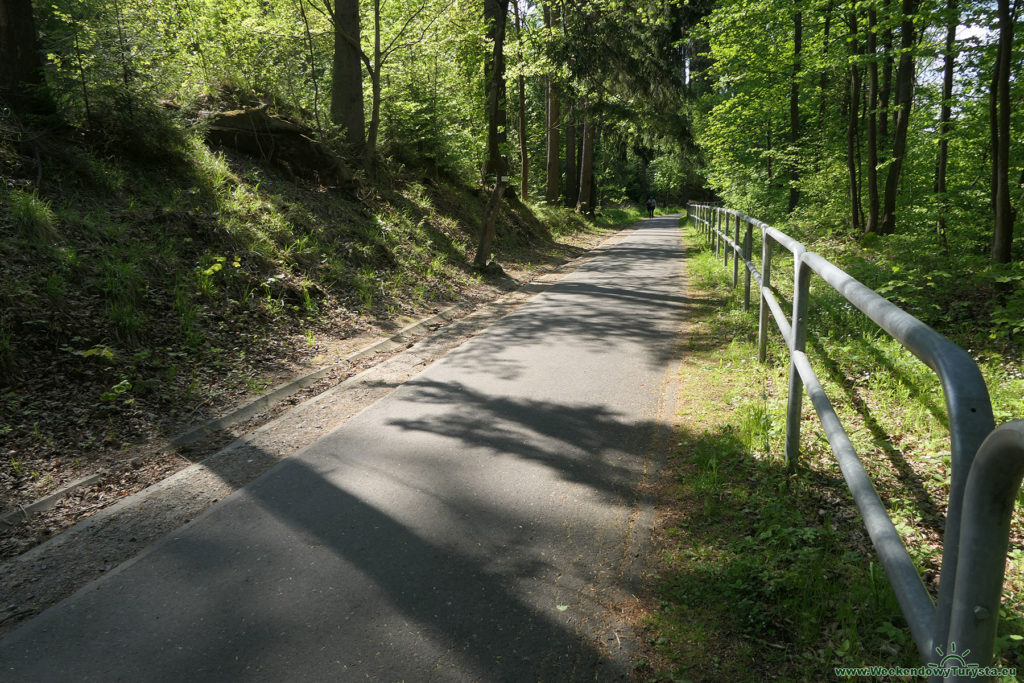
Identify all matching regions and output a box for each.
[168,304,464,449]
[0,475,103,527]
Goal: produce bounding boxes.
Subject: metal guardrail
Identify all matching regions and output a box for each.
[687,202,1024,682]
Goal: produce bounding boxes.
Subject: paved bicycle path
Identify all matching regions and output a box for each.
[0,216,687,681]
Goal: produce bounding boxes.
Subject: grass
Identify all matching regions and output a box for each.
[7,188,59,243]
[640,217,1024,681]
[0,108,647,519]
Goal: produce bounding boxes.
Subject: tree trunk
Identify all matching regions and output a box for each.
[483,0,508,180]
[544,80,560,203]
[543,3,560,203]
[991,0,1015,262]
[330,0,365,147]
[879,0,918,235]
[364,0,382,174]
[990,56,1000,220]
[865,8,880,233]
[475,0,509,267]
[934,0,956,240]
[816,5,831,165]
[0,0,51,112]
[297,0,323,136]
[576,117,595,214]
[589,132,598,216]
[846,17,863,233]
[788,6,802,213]
[879,3,893,147]
[476,183,507,267]
[565,107,578,208]
[513,0,528,202]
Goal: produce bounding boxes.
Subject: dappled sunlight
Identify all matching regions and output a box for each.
[0,441,637,680]
[386,378,667,503]
[0,214,684,680]
[438,220,691,380]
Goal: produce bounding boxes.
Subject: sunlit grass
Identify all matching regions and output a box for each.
[644,219,1023,680]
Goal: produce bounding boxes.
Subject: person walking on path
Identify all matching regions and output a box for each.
[646,197,656,217]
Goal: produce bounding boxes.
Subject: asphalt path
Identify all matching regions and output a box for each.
[0,215,687,681]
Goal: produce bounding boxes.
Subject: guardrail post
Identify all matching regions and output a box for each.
[757,232,772,362]
[733,215,741,288]
[713,209,719,255]
[784,251,809,466]
[743,220,753,311]
[718,209,723,255]
[724,212,731,269]
[716,209,722,257]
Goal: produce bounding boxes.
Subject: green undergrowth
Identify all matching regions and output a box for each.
[643,218,1024,681]
[0,110,638,507]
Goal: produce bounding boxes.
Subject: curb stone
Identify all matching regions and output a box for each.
[168,304,465,449]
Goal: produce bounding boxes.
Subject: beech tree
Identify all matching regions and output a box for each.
[934,0,956,242]
[991,0,1018,262]
[543,2,561,204]
[878,0,918,235]
[474,0,509,267]
[323,0,366,147]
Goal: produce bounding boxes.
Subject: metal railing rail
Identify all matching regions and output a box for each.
[687,202,1024,681]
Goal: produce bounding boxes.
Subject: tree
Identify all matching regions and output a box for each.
[933,0,956,242]
[991,0,1018,262]
[576,115,595,214]
[565,102,578,208]
[864,4,880,234]
[543,3,561,204]
[474,0,509,267]
[363,0,452,173]
[0,0,51,112]
[878,0,918,235]
[788,3,801,213]
[845,8,863,232]
[321,0,365,147]
[513,0,528,201]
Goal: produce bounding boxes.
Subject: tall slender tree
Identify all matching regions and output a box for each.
[865,5,880,234]
[513,0,528,201]
[544,4,561,204]
[576,115,595,214]
[565,103,578,208]
[991,0,1017,262]
[846,9,863,232]
[474,0,509,266]
[788,3,802,213]
[934,0,956,242]
[878,0,918,235]
[0,0,51,112]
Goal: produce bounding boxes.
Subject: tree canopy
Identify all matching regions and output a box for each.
[0,0,1020,264]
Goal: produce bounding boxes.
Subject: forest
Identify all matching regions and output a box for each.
[2,0,1024,676]
[2,0,1022,331]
